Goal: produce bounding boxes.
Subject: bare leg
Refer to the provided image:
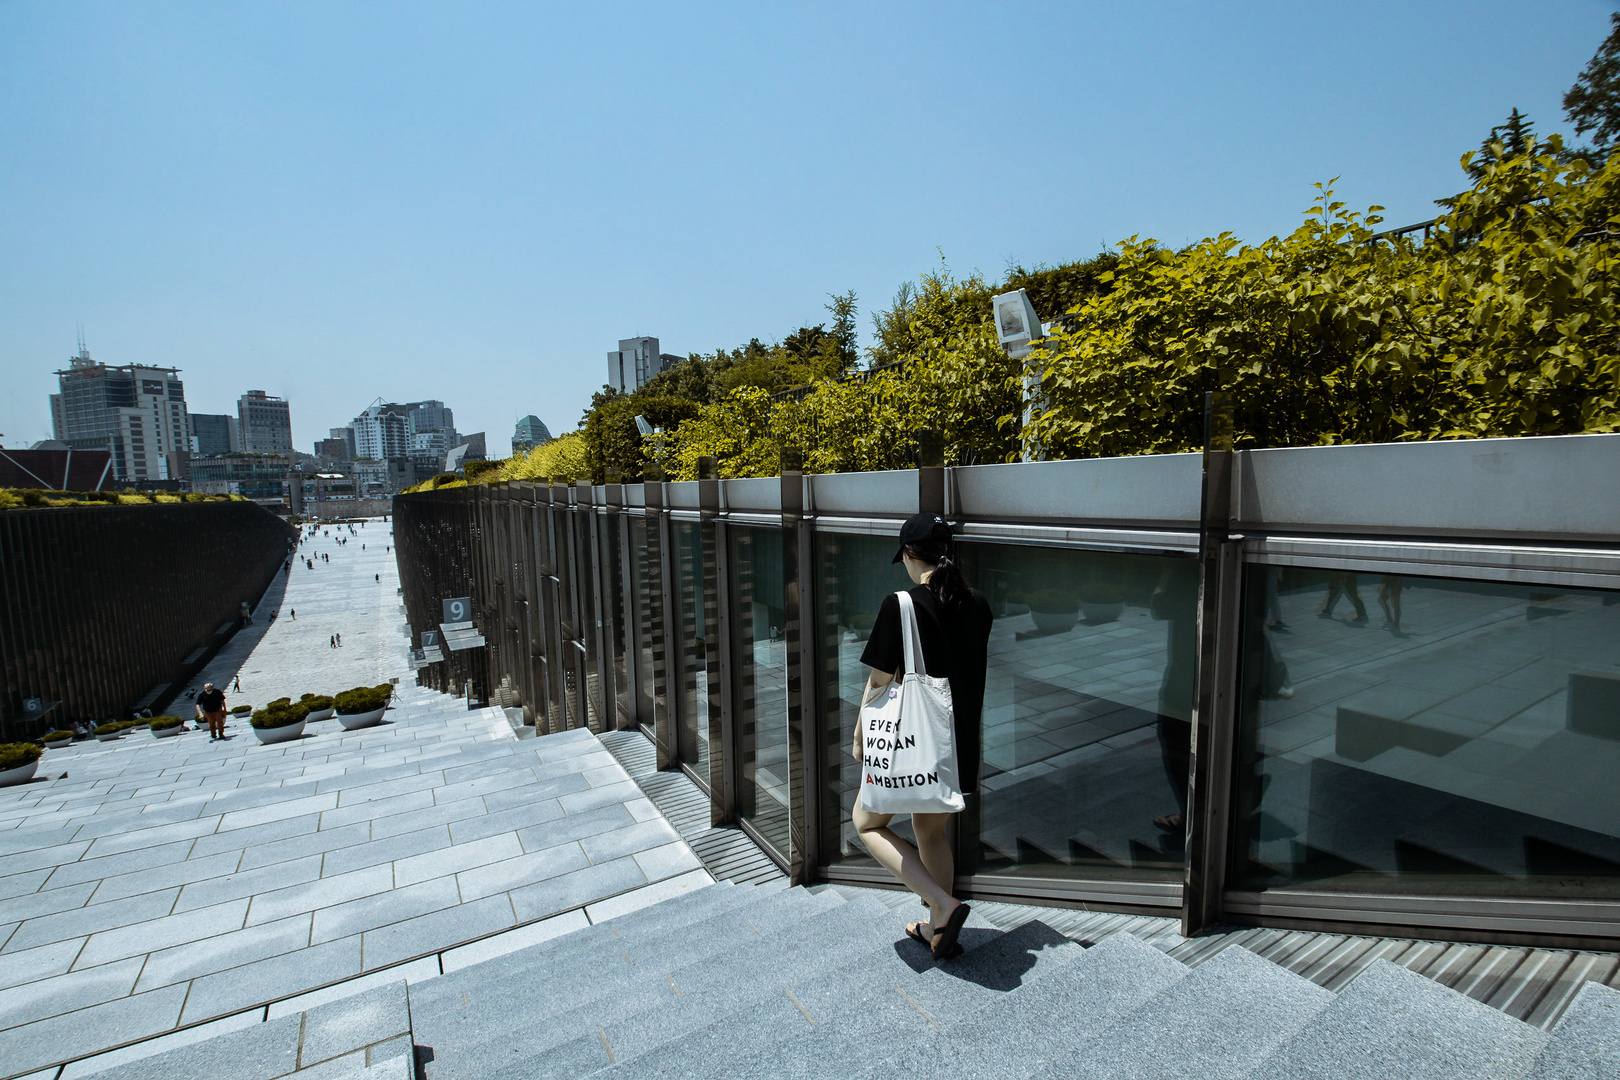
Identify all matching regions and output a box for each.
[912,812,956,929]
[853,794,958,932]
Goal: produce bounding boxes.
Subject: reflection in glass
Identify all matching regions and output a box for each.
[673,521,711,783]
[1231,569,1620,898]
[629,516,659,735]
[600,514,629,729]
[730,526,790,857]
[813,534,1196,882]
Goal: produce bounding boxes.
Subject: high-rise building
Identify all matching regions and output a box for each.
[606,337,682,394]
[512,415,552,454]
[51,343,190,483]
[351,404,410,462]
[237,390,293,452]
[405,400,454,438]
[188,413,239,456]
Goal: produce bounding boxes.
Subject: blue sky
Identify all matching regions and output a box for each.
[2,1,1615,456]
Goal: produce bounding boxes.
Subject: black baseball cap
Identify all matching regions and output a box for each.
[893,512,953,563]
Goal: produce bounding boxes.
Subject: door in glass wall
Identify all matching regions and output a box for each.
[1230,567,1620,899]
[815,535,1198,883]
[673,520,712,785]
[730,526,790,858]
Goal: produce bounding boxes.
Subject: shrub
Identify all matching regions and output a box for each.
[250,701,310,729]
[149,716,184,731]
[231,705,253,715]
[373,684,394,697]
[333,686,390,715]
[268,697,292,709]
[42,730,73,743]
[0,743,43,770]
[93,723,121,736]
[302,695,333,710]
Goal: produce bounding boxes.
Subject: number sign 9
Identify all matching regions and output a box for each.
[442,597,472,624]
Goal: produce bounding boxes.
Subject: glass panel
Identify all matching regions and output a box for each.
[572,510,602,732]
[601,514,630,729]
[673,520,711,783]
[959,542,1196,881]
[1231,568,1620,898]
[813,535,1196,881]
[629,516,658,735]
[814,531,917,868]
[730,526,790,857]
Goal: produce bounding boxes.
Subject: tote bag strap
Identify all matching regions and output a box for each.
[896,590,925,677]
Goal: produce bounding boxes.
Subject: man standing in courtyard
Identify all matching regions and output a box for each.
[196,682,227,740]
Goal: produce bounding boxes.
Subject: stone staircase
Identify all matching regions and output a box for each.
[71,878,1620,1080]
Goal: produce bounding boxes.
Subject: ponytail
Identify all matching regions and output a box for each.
[902,540,970,611]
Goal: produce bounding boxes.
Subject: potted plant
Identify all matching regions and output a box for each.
[1027,589,1081,635]
[334,685,390,730]
[300,694,335,722]
[230,705,253,716]
[42,730,73,749]
[0,743,43,786]
[249,701,310,745]
[1080,583,1127,625]
[149,716,185,739]
[94,722,124,742]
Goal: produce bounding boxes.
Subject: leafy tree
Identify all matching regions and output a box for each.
[1565,12,1620,149]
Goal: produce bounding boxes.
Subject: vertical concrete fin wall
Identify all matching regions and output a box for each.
[0,502,296,732]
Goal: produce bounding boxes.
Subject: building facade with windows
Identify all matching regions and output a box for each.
[51,346,190,484]
[237,391,293,453]
[512,414,552,454]
[188,413,240,456]
[606,337,683,394]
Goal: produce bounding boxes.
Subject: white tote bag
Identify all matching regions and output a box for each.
[858,590,965,815]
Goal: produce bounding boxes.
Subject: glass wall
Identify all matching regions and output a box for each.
[1230,567,1620,898]
[813,533,1198,883]
[729,526,790,858]
[600,514,630,729]
[629,516,659,735]
[814,531,917,868]
[672,520,712,783]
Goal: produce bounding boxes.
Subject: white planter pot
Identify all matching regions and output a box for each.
[96,731,122,742]
[305,707,335,722]
[1081,601,1125,624]
[43,739,71,749]
[252,719,307,744]
[336,706,386,730]
[0,760,39,786]
[1030,609,1079,635]
[152,726,183,739]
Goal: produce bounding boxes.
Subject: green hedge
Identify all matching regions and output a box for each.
[300,694,333,710]
[334,686,390,715]
[43,730,73,743]
[149,716,184,731]
[250,701,310,729]
[0,743,43,770]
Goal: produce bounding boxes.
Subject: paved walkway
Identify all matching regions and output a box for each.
[0,520,710,1079]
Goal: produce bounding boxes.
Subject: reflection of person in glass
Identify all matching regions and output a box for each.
[1319,572,1367,624]
[1379,575,1405,635]
[1150,570,1196,833]
[852,514,991,960]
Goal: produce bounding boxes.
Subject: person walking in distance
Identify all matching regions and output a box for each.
[329,634,336,649]
[196,682,227,741]
[336,632,342,647]
[853,513,992,960]
[290,609,296,620]
[232,674,241,693]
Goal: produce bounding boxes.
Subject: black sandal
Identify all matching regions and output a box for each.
[907,921,961,957]
[931,903,971,960]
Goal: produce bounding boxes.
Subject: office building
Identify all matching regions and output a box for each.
[351,404,410,461]
[188,413,239,456]
[512,415,551,454]
[189,452,295,503]
[237,391,293,453]
[606,337,683,394]
[406,400,454,438]
[50,343,190,483]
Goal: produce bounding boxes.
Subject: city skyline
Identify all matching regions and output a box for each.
[1,3,1613,454]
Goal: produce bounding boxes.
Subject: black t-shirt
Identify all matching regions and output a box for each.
[859,584,993,794]
[197,688,225,713]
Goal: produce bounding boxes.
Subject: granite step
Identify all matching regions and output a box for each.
[849,930,1191,1080]
[1246,959,1548,1080]
[600,913,1077,1080]
[1029,943,1332,1080]
[76,980,412,1080]
[411,888,846,1069]
[1522,980,1620,1080]
[432,895,904,1080]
